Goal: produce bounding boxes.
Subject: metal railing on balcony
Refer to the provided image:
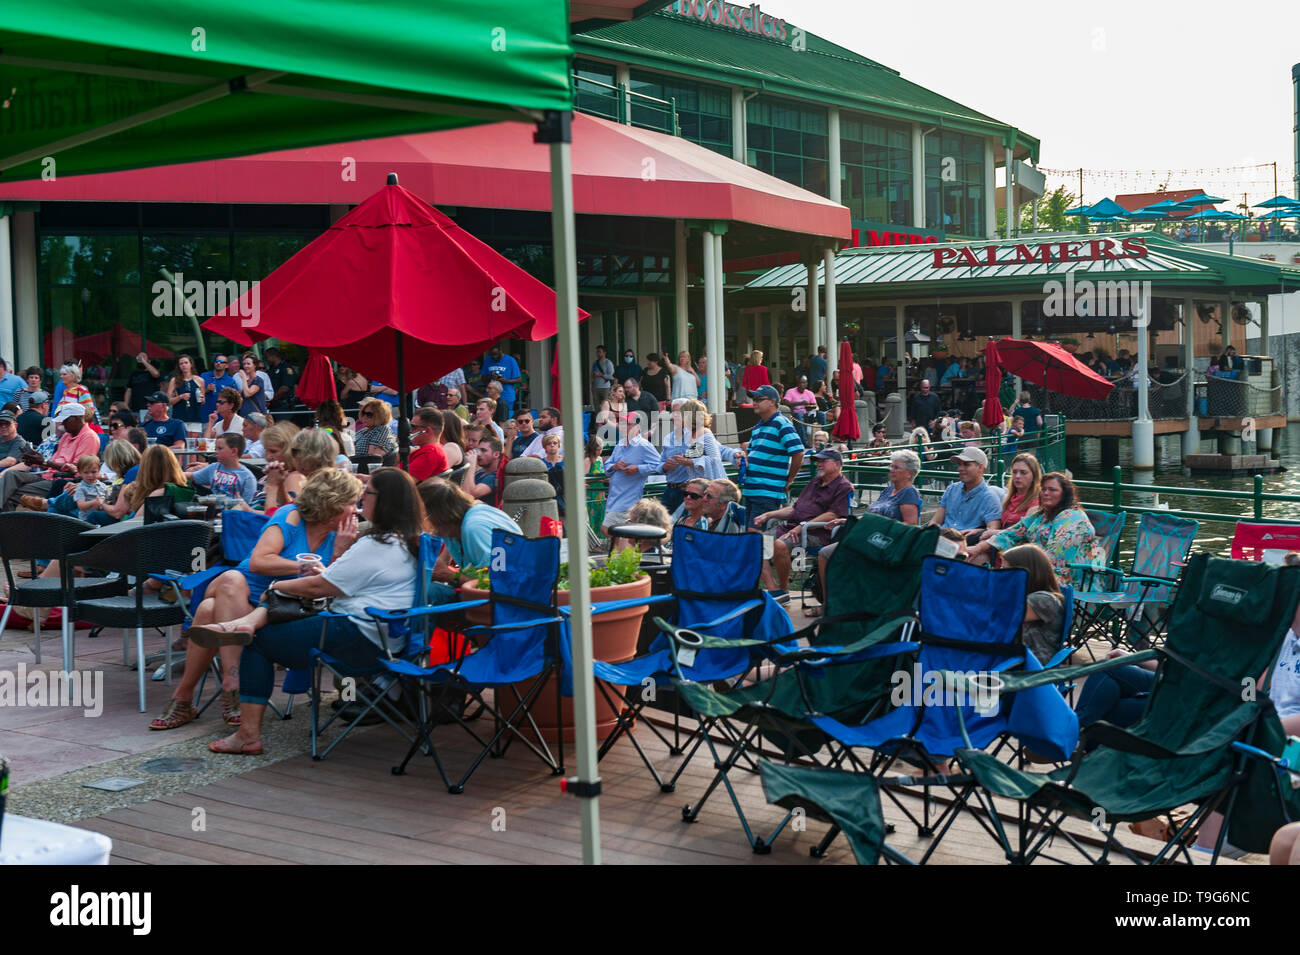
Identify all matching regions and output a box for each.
[1196,373,1283,418]
[1028,374,1191,422]
[572,75,679,137]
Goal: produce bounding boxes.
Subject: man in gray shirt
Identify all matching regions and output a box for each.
[0,411,32,469]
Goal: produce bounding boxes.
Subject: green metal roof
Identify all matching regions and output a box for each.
[740,232,1300,301]
[573,11,1038,160]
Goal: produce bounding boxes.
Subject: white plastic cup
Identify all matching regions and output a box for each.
[296,553,323,575]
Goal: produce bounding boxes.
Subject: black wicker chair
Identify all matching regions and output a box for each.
[0,513,125,671]
[67,521,212,712]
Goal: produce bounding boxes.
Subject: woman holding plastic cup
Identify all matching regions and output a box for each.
[148,468,362,731]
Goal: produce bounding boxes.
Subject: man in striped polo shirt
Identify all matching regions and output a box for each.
[737,385,805,528]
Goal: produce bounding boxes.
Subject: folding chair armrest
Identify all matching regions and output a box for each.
[778,639,920,667]
[1230,741,1300,778]
[1043,645,1077,669]
[366,598,491,621]
[1068,562,1119,579]
[1116,573,1179,587]
[1086,701,1262,759]
[800,521,831,549]
[461,615,565,635]
[560,593,675,618]
[991,649,1160,694]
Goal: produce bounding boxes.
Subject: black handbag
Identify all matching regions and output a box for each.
[263,585,331,625]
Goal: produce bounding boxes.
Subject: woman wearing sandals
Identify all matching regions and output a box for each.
[148,468,363,731]
[196,467,423,755]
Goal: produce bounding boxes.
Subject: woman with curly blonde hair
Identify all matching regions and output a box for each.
[150,467,364,731]
[262,427,338,512]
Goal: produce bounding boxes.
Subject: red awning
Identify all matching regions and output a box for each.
[0,114,849,241]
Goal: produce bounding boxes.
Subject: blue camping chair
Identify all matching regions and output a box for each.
[377,531,566,792]
[1084,509,1127,568]
[1071,512,1198,653]
[171,509,308,718]
[304,533,443,761]
[585,525,791,794]
[799,557,1079,863]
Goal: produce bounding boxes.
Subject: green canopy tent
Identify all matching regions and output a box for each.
[1,0,606,864]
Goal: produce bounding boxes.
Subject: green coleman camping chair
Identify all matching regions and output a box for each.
[1071,512,1197,655]
[760,761,912,865]
[666,515,938,852]
[955,553,1300,865]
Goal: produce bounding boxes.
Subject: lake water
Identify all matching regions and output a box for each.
[1070,422,1300,555]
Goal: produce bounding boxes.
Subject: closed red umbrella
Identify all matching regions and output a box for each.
[831,340,860,442]
[551,345,561,411]
[295,350,338,409]
[992,339,1114,400]
[204,175,587,465]
[982,340,1005,428]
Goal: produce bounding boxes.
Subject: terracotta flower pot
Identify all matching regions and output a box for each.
[458,575,652,743]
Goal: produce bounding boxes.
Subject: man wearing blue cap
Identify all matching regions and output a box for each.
[737,384,804,529]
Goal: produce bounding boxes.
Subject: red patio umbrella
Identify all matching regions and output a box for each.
[831,340,860,442]
[294,350,338,409]
[991,339,1114,400]
[204,175,587,465]
[981,340,1006,429]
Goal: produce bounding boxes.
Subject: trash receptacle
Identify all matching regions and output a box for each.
[500,477,557,539]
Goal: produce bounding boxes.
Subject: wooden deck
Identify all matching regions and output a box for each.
[69,714,1218,866]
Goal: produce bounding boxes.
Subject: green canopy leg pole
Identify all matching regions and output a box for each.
[544,112,601,865]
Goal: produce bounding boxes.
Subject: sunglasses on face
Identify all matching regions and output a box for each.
[683,491,704,500]
[360,411,374,418]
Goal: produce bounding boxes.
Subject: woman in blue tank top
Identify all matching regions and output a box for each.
[149,469,363,732]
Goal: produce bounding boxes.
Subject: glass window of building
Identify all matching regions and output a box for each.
[746,97,828,196]
[574,58,619,121]
[840,113,912,225]
[37,204,323,412]
[628,70,732,154]
[924,132,985,237]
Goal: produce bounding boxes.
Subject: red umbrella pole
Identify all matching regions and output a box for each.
[396,333,409,471]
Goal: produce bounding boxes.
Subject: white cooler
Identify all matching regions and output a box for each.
[1,815,113,865]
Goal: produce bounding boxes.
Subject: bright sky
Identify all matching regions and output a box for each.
[777,0,1299,208]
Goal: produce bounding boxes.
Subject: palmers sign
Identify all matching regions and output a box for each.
[931,236,1150,269]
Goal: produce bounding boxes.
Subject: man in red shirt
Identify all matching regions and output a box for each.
[2,402,102,509]
[406,406,449,483]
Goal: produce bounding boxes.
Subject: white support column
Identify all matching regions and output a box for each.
[1009,298,1023,393]
[984,139,997,239]
[547,134,599,865]
[770,311,781,373]
[895,304,907,395]
[1258,298,1273,451]
[731,87,746,163]
[524,340,548,407]
[1182,297,1200,459]
[702,229,720,417]
[1133,298,1155,470]
[823,247,838,354]
[0,216,14,364]
[615,64,631,124]
[1005,146,1015,239]
[674,220,688,352]
[911,124,926,229]
[806,257,820,360]
[711,231,725,417]
[11,211,38,369]
[827,108,841,204]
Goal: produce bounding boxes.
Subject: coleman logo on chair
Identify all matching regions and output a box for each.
[868,532,893,551]
[1210,584,1246,606]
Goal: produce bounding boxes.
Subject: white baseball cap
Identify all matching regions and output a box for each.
[53,403,87,422]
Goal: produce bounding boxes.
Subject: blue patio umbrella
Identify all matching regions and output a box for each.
[1173,192,1226,207]
[1127,209,1168,220]
[1144,198,1184,210]
[1064,204,1093,216]
[1182,208,1233,220]
[1254,195,1300,209]
[1258,208,1300,219]
[1087,197,1128,217]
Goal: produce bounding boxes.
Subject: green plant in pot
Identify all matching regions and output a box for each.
[460,543,653,743]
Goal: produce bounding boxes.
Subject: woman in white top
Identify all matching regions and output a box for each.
[200,467,423,755]
[595,383,628,435]
[664,349,701,401]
